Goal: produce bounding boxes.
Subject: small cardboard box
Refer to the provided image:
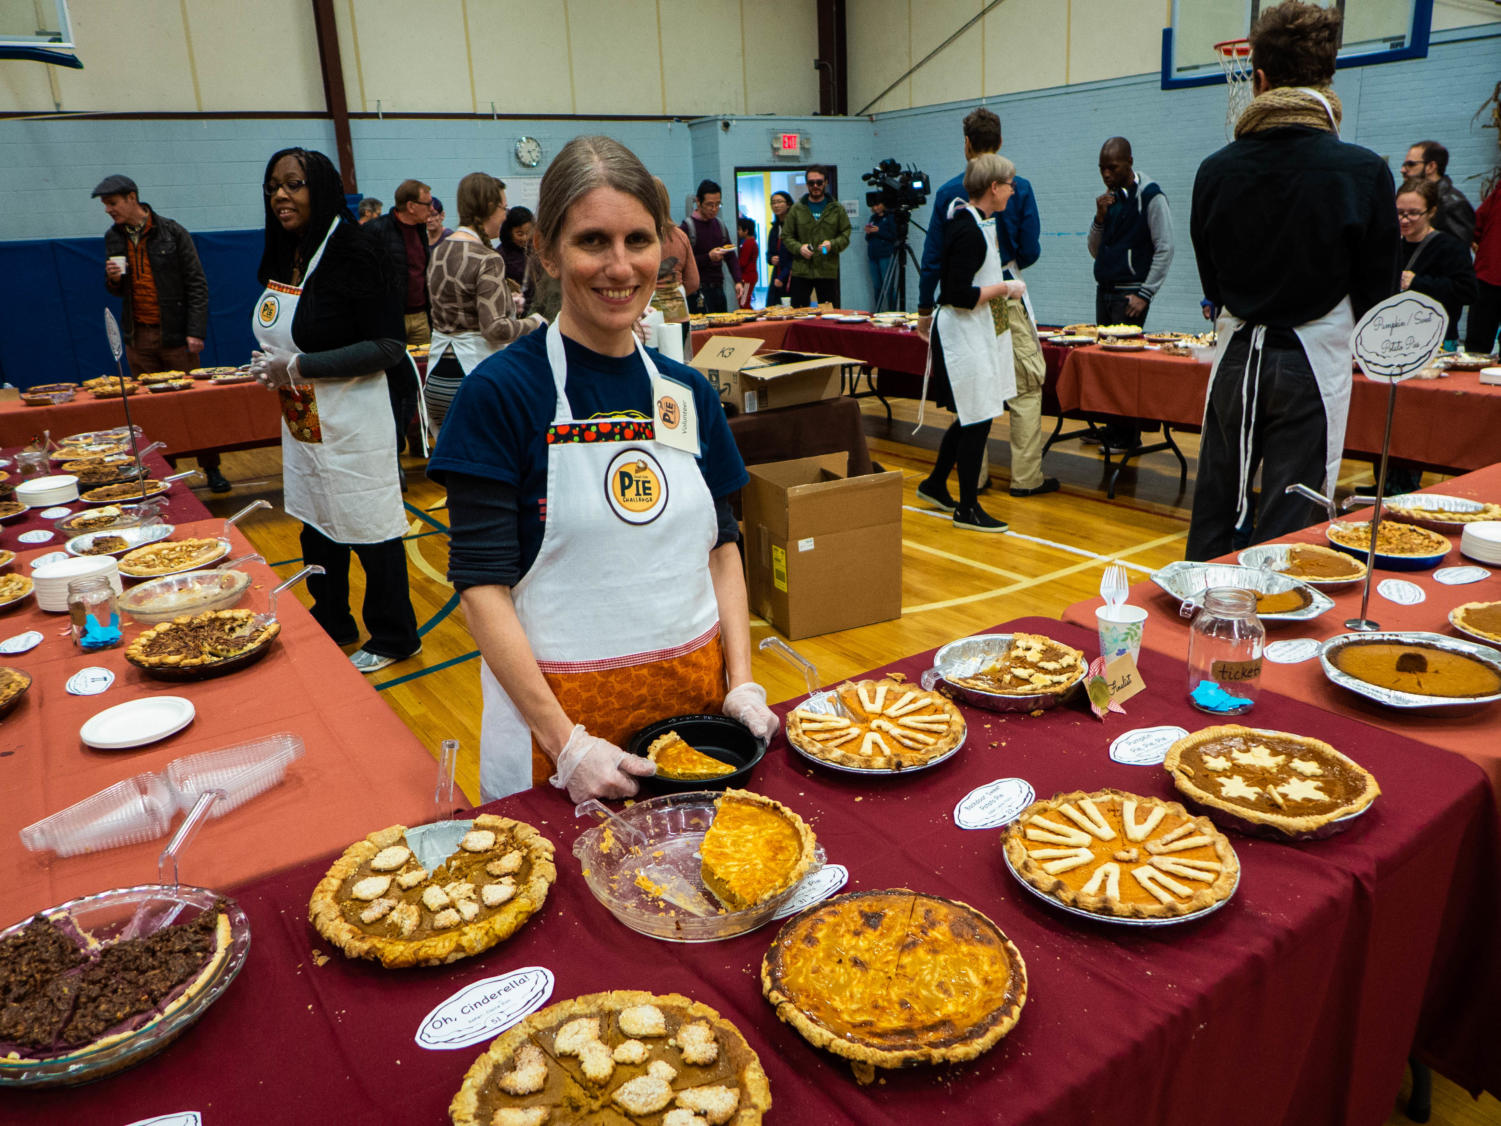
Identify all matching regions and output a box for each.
[689,336,850,414]
[742,453,903,640]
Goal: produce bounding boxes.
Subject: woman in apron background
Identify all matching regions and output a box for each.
[248,147,422,676]
[649,177,698,324]
[429,135,778,803]
[913,153,1027,533]
[425,172,547,439]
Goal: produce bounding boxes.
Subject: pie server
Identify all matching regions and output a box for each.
[757,636,853,719]
[407,739,470,871]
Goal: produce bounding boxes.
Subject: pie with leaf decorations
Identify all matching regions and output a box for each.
[1003,789,1239,919]
[785,679,964,770]
[1164,725,1379,836]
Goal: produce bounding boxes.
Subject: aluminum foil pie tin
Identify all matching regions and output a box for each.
[1318,631,1501,711]
[1151,561,1333,622]
[930,633,1085,713]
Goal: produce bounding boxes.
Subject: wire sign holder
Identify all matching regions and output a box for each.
[1343,291,1449,631]
[103,309,147,475]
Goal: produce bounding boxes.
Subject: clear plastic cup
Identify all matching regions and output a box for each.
[165,733,305,816]
[21,772,177,857]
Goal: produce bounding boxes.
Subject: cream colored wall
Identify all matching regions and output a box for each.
[0,0,819,115]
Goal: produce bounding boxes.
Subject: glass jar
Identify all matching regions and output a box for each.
[16,450,49,479]
[68,576,122,651]
[1186,587,1264,714]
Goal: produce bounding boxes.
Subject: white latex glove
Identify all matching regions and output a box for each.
[250,345,302,389]
[723,682,779,742]
[1005,279,1028,299]
[549,724,655,802]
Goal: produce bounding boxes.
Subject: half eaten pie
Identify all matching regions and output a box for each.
[125,608,280,669]
[309,814,555,968]
[1003,789,1240,919]
[949,632,1088,695]
[699,789,817,911]
[1164,725,1380,836]
[785,679,964,770]
[647,730,735,780]
[1452,600,1501,644]
[762,889,1026,1081]
[450,990,771,1125]
[118,537,227,577]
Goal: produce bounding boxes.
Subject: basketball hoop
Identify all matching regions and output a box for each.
[1215,38,1254,139]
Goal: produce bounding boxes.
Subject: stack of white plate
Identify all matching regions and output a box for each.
[16,475,80,506]
[1460,521,1501,565]
[31,554,122,612]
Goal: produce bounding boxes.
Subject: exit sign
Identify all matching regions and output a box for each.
[773,132,803,157]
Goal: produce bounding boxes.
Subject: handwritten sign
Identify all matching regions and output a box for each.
[415,968,554,1051]
[66,667,114,695]
[39,506,72,518]
[1377,578,1425,605]
[953,778,1036,830]
[1435,566,1490,586]
[17,530,54,544]
[773,864,849,918]
[1109,726,1189,766]
[1103,652,1146,705]
[0,630,42,654]
[125,1114,200,1126]
[1351,292,1447,382]
[1264,638,1320,664]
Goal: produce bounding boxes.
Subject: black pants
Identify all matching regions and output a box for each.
[790,275,841,308]
[697,284,730,314]
[1186,329,1329,561]
[1466,279,1501,354]
[927,419,992,507]
[1095,288,1150,449]
[299,524,421,657]
[388,359,421,455]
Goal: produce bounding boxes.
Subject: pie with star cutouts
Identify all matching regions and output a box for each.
[1003,789,1240,919]
[1164,725,1380,836]
[698,789,817,912]
[785,679,964,771]
[761,889,1027,1082]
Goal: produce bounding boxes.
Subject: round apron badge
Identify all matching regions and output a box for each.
[257,294,281,328]
[604,449,668,525]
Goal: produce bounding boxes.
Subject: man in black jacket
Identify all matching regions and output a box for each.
[361,178,432,462]
[94,174,229,492]
[1402,140,1476,247]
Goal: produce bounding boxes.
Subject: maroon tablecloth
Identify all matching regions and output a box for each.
[3,448,211,546]
[10,617,1494,1124]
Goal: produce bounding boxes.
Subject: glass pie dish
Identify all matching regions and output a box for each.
[119,562,256,623]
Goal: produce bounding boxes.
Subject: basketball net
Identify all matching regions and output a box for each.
[1216,39,1254,139]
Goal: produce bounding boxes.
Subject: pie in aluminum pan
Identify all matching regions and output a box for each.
[784,679,964,770]
[450,989,770,1125]
[949,632,1087,696]
[762,889,1026,1081]
[1452,600,1501,644]
[1003,789,1239,919]
[698,789,817,912]
[125,608,279,670]
[1164,725,1380,837]
[118,537,227,577]
[309,814,555,968]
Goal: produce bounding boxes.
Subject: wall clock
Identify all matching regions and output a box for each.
[514,136,542,168]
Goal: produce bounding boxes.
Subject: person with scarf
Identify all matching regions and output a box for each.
[1185,0,1398,561]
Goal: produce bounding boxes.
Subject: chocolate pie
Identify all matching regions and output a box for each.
[125,608,279,669]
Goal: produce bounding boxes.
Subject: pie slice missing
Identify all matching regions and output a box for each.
[647,730,735,780]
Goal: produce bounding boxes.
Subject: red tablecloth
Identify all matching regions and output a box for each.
[3,448,211,545]
[9,618,1495,1123]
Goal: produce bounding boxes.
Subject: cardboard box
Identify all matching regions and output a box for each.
[742,453,903,640]
[689,335,851,414]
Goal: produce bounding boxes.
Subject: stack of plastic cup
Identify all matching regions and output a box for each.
[166,733,305,817]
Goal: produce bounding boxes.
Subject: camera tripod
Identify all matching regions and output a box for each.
[874,209,923,313]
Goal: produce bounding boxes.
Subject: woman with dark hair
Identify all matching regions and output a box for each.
[249,147,422,674]
[681,178,739,313]
[1396,177,1476,343]
[497,206,534,289]
[428,135,775,802]
[765,190,794,303]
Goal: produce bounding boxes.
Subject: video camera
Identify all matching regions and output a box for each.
[862,158,930,211]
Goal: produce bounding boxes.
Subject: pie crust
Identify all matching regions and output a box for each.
[1003,789,1240,919]
[1164,725,1380,836]
[1452,600,1501,644]
[699,789,817,911]
[51,442,125,461]
[450,990,771,1125]
[647,730,735,780]
[125,608,280,669]
[762,889,1026,1079]
[1269,543,1366,582]
[118,537,227,577]
[1388,499,1501,524]
[0,666,32,712]
[82,479,167,503]
[785,679,964,770]
[949,632,1087,695]
[1328,521,1450,557]
[309,813,555,968]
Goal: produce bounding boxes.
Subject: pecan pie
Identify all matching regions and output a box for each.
[950,632,1087,695]
[0,573,34,605]
[1003,789,1240,919]
[125,608,280,669]
[58,505,135,534]
[451,990,771,1125]
[82,479,167,504]
[646,730,735,780]
[51,442,126,461]
[785,679,964,770]
[699,790,817,911]
[0,501,27,521]
[1452,600,1501,644]
[0,666,31,713]
[1165,726,1380,836]
[309,815,555,968]
[1327,520,1450,558]
[77,534,130,555]
[762,890,1026,1081]
[118,537,226,577]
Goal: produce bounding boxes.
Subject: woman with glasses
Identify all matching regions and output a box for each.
[765,190,794,303]
[249,148,422,675]
[1396,177,1476,346]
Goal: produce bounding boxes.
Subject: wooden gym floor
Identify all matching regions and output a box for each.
[194,399,1496,1126]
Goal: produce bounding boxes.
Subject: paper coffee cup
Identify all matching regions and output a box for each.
[108,255,127,274]
[780,297,792,307]
[1096,604,1148,664]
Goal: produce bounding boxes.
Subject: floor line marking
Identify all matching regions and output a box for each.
[375,649,480,691]
[406,521,453,589]
[418,591,461,637]
[405,502,449,534]
[902,539,1028,581]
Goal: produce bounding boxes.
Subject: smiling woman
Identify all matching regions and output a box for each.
[428,136,779,805]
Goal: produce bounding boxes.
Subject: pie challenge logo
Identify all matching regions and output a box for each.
[257,294,280,328]
[605,449,668,524]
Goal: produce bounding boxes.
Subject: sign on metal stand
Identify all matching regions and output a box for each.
[104,309,147,475]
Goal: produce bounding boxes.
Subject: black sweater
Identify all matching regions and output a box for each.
[1191,126,1399,327]
[1403,229,1478,336]
[936,206,986,310]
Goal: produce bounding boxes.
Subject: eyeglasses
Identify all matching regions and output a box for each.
[1396,209,1429,220]
[263,179,307,196]
[1400,160,1423,170]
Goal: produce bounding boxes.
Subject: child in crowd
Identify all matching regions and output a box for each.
[736,216,759,309]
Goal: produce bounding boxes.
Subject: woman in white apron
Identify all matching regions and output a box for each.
[248,147,422,675]
[425,172,546,439]
[913,153,1027,533]
[428,135,779,803]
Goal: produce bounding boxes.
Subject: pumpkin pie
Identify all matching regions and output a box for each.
[1452,600,1501,644]
[118,537,227,577]
[762,889,1026,1081]
[1004,789,1239,919]
[950,632,1087,696]
[1165,725,1380,836]
[785,679,964,771]
[647,730,735,780]
[451,989,771,1125]
[699,790,817,911]
[309,814,555,968]
[1329,640,1501,698]
[1265,543,1366,583]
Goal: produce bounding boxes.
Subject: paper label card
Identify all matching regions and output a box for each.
[17,530,53,544]
[1103,653,1146,705]
[773,864,849,918]
[1351,292,1447,381]
[1109,726,1189,766]
[416,968,554,1051]
[1435,566,1490,586]
[953,778,1036,830]
[39,506,72,518]
[0,630,42,654]
[125,1115,201,1126]
[649,373,699,456]
[1265,638,1320,664]
[1377,578,1425,605]
[66,667,114,695]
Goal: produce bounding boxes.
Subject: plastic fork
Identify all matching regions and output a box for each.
[1100,562,1129,609]
[758,636,851,717]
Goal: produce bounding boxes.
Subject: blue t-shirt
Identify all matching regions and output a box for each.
[807,198,828,221]
[428,331,748,578]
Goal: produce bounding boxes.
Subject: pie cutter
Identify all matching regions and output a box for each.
[757,636,852,718]
[119,788,223,940]
[407,738,471,871]
[574,799,718,917]
[246,564,325,632]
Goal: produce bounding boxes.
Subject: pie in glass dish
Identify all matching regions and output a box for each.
[1164,725,1380,837]
[450,990,771,1125]
[699,789,817,912]
[309,814,555,968]
[125,608,279,670]
[1003,789,1239,919]
[118,537,227,577]
[761,889,1026,1082]
[784,679,964,770]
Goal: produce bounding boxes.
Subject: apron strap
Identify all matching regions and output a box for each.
[544,318,666,424]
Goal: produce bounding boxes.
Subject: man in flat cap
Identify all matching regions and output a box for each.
[95,174,227,492]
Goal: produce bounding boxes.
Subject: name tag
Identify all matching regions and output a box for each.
[650,373,699,456]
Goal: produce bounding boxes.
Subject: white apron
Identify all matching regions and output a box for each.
[918,202,1017,428]
[428,233,506,378]
[252,217,407,545]
[477,322,724,800]
[1205,297,1355,525]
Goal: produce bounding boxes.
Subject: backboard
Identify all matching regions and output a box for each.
[1162,0,1433,89]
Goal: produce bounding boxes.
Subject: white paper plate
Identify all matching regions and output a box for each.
[80,696,196,750]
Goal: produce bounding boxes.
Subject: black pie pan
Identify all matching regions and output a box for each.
[625,714,764,792]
